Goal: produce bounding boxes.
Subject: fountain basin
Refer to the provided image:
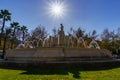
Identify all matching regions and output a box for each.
[5,48,113,62]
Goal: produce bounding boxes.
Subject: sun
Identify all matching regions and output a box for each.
[51,3,63,16]
[47,0,67,19]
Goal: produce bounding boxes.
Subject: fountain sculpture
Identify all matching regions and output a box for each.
[5,24,112,62]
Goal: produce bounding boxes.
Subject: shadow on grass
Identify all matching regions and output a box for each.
[0,61,120,79]
[20,65,120,78]
[20,68,81,78]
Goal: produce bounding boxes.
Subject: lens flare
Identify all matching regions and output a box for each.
[51,4,63,16]
[47,0,67,19]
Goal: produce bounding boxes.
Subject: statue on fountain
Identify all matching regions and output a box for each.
[58,24,65,47]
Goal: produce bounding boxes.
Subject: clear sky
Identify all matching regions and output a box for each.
[0,0,120,35]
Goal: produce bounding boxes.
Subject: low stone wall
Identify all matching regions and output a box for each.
[0,60,120,69]
[5,48,113,62]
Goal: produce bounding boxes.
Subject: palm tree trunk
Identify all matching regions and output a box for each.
[10,29,15,49]
[2,36,7,59]
[23,31,25,41]
[1,17,5,34]
[10,39,14,49]
[0,17,5,46]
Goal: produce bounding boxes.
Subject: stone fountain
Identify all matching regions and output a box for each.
[5,24,112,62]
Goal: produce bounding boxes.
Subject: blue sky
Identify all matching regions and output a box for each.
[0,0,120,35]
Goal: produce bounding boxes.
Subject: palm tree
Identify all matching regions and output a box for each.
[0,9,11,46]
[11,22,20,37]
[2,28,12,58]
[0,9,11,34]
[10,22,20,49]
[21,26,28,41]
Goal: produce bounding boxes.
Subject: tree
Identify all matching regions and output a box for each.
[15,29,22,41]
[21,25,28,41]
[101,28,110,41]
[89,30,98,39]
[110,31,118,41]
[31,25,48,40]
[0,9,11,35]
[109,30,120,54]
[52,28,58,37]
[0,9,11,46]
[67,27,75,36]
[117,27,120,40]
[75,27,85,38]
[10,22,20,49]
[10,22,20,37]
[2,28,12,58]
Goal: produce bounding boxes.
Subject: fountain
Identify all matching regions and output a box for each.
[16,41,33,49]
[77,37,87,48]
[89,39,100,49]
[16,42,25,49]
[5,24,113,62]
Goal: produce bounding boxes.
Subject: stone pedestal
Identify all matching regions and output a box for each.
[5,48,113,62]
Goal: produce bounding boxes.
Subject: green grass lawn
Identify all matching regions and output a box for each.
[0,66,120,80]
